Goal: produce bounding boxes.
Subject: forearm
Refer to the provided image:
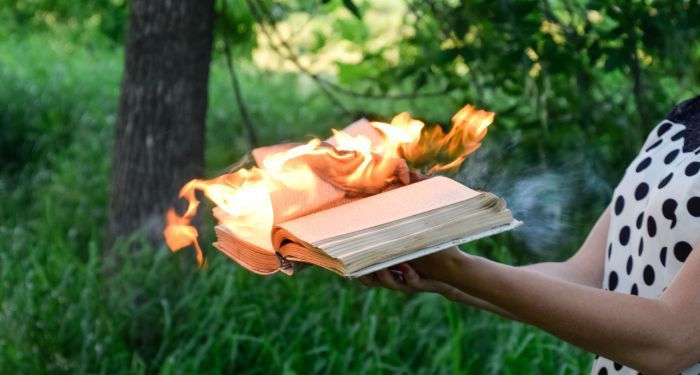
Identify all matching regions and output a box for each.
[449,262,574,321]
[520,261,600,288]
[442,288,520,321]
[423,256,588,321]
[441,253,687,373]
[451,207,608,317]
[446,260,593,321]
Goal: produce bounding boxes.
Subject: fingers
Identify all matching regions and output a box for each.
[358,272,405,291]
[400,263,450,294]
[375,269,414,296]
[358,274,381,287]
[357,263,440,297]
[401,263,436,291]
[360,263,468,303]
[398,263,420,285]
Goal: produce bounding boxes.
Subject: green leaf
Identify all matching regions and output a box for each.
[341,0,362,20]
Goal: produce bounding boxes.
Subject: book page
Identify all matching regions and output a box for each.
[348,220,522,277]
[269,177,357,224]
[213,226,283,274]
[325,118,384,148]
[213,207,274,250]
[275,176,481,246]
[252,143,298,167]
[250,118,404,225]
[251,118,381,167]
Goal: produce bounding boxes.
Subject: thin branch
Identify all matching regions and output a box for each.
[221,0,258,147]
[246,0,350,114]
[321,78,450,99]
[248,0,451,104]
[626,0,647,147]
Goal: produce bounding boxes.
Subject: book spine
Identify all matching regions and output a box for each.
[275,252,309,275]
[274,252,295,275]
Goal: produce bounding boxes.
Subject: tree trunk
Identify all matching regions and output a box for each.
[107,0,215,250]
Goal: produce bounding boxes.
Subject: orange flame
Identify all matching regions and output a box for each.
[400,104,495,173]
[163,104,494,265]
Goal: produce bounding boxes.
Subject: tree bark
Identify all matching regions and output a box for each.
[107,0,215,250]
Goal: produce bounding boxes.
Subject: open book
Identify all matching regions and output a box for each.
[213,175,518,278]
[207,118,519,277]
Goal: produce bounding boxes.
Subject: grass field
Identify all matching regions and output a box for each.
[0,33,593,373]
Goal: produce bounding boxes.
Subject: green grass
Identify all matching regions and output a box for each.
[0,33,592,373]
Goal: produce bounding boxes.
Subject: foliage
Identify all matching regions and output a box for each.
[0,32,594,373]
[3,0,700,373]
[254,0,700,169]
[0,0,127,42]
[246,0,700,255]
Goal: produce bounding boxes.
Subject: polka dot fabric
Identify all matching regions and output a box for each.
[591,116,700,374]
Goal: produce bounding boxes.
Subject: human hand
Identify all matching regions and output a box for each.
[403,246,467,283]
[357,261,469,302]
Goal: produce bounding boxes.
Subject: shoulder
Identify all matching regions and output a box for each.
[665,95,700,153]
[639,95,700,153]
[665,95,700,127]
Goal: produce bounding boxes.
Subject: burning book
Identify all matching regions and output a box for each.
[164,105,520,277]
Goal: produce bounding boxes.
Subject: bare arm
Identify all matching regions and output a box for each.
[361,206,700,372]
[361,206,611,320]
[417,240,700,374]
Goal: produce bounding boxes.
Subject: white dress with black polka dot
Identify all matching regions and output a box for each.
[590,101,700,374]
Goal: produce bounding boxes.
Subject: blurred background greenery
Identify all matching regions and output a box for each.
[1,0,699,373]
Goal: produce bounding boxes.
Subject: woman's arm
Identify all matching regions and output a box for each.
[360,206,612,320]
[360,265,521,320]
[409,240,700,374]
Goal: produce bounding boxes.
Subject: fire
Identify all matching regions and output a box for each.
[401,105,495,173]
[163,104,495,265]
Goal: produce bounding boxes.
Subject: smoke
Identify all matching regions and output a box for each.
[501,172,574,253]
[453,138,612,256]
[224,134,615,257]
